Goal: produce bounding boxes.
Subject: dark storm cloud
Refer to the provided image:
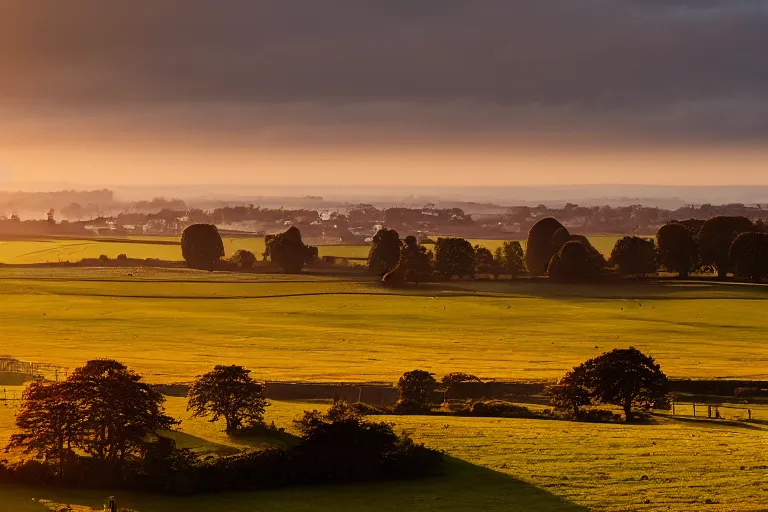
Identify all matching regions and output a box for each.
[1,0,767,143]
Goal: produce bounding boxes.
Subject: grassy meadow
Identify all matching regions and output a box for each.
[0,398,765,512]
[0,268,766,382]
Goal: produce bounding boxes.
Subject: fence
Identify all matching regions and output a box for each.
[668,400,767,421]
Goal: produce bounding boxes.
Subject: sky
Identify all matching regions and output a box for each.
[1,1,767,189]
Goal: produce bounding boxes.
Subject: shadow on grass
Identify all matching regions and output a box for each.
[1,457,588,512]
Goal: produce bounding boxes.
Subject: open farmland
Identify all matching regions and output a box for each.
[0,398,765,512]
[0,268,766,382]
[0,235,625,264]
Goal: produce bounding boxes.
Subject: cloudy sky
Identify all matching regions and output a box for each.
[1,1,767,188]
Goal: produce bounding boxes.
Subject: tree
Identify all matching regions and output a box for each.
[550,226,572,251]
[698,216,754,278]
[656,222,699,277]
[474,245,500,278]
[545,369,591,416]
[729,232,768,282]
[230,249,257,270]
[368,229,401,275]
[547,240,603,282]
[266,226,314,273]
[441,372,481,400]
[581,347,669,421]
[396,370,437,408]
[495,241,527,277]
[526,218,566,276]
[8,381,81,478]
[434,237,475,279]
[187,365,268,432]
[382,236,433,285]
[181,224,225,270]
[610,236,657,276]
[67,360,176,468]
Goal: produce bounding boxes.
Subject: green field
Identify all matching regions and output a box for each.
[0,236,623,264]
[0,265,766,511]
[0,398,766,512]
[0,267,766,382]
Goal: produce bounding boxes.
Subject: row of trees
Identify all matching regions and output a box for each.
[394,347,669,422]
[180,224,317,272]
[369,229,527,284]
[6,362,441,492]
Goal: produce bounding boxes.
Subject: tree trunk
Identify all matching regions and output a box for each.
[623,400,633,422]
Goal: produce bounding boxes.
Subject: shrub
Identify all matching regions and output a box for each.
[441,372,481,400]
[574,409,623,423]
[610,236,657,276]
[181,224,225,270]
[460,400,538,419]
[230,249,257,270]
[393,398,432,415]
[526,217,566,276]
[656,222,699,277]
[547,240,603,282]
[266,227,314,273]
[699,216,753,278]
[729,232,768,282]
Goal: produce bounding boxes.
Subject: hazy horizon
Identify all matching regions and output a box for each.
[2,1,767,187]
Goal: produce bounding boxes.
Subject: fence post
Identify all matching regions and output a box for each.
[671,400,675,416]
[692,403,696,417]
[708,405,712,418]
[748,409,752,420]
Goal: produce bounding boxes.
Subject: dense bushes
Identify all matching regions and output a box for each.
[181,224,225,270]
[265,226,316,273]
[230,249,257,270]
[458,400,539,419]
[698,216,753,278]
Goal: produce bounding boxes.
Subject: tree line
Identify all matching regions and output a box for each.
[2,362,441,493]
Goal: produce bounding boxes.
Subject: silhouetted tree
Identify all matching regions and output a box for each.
[550,226,572,251]
[396,370,437,412]
[610,236,657,276]
[434,237,475,279]
[441,373,481,400]
[474,245,500,278]
[547,240,603,282]
[698,216,754,278]
[368,229,401,275]
[545,368,591,417]
[8,381,80,478]
[382,236,433,285]
[582,348,669,421]
[69,360,176,469]
[187,365,268,433]
[656,222,699,277]
[526,218,566,275]
[181,224,225,270]
[267,226,314,273]
[495,241,527,277]
[729,232,768,282]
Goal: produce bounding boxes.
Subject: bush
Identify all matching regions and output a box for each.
[547,240,603,282]
[729,232,768,282]
[368,229,401,275]
[181,224,225,270]
[231,249,257,270]
[266,227,313,273]
[393,398,432,415]
[526,217,566,276]
[460,400,539,419]
[574,409,623,423]
[610,236,657,276]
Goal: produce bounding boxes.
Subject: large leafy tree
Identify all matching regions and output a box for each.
[526,218,566,276]
[181,224,225,270]
[610,236,657,276]
[656,222,699,277]
[496,240,527,277]
[545,368,591,417]
[699,216,754,278]
[547,240,603,282]
[581,347,669,421]
[68,360,176,467]
[729,232,768,282]
[382,236,433,285]
[434,237,475,279]
[187,365,268,432]
[474,245,500,278]
[368,228,401,275]
[8,381,81,478]
[397,370,437,406]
